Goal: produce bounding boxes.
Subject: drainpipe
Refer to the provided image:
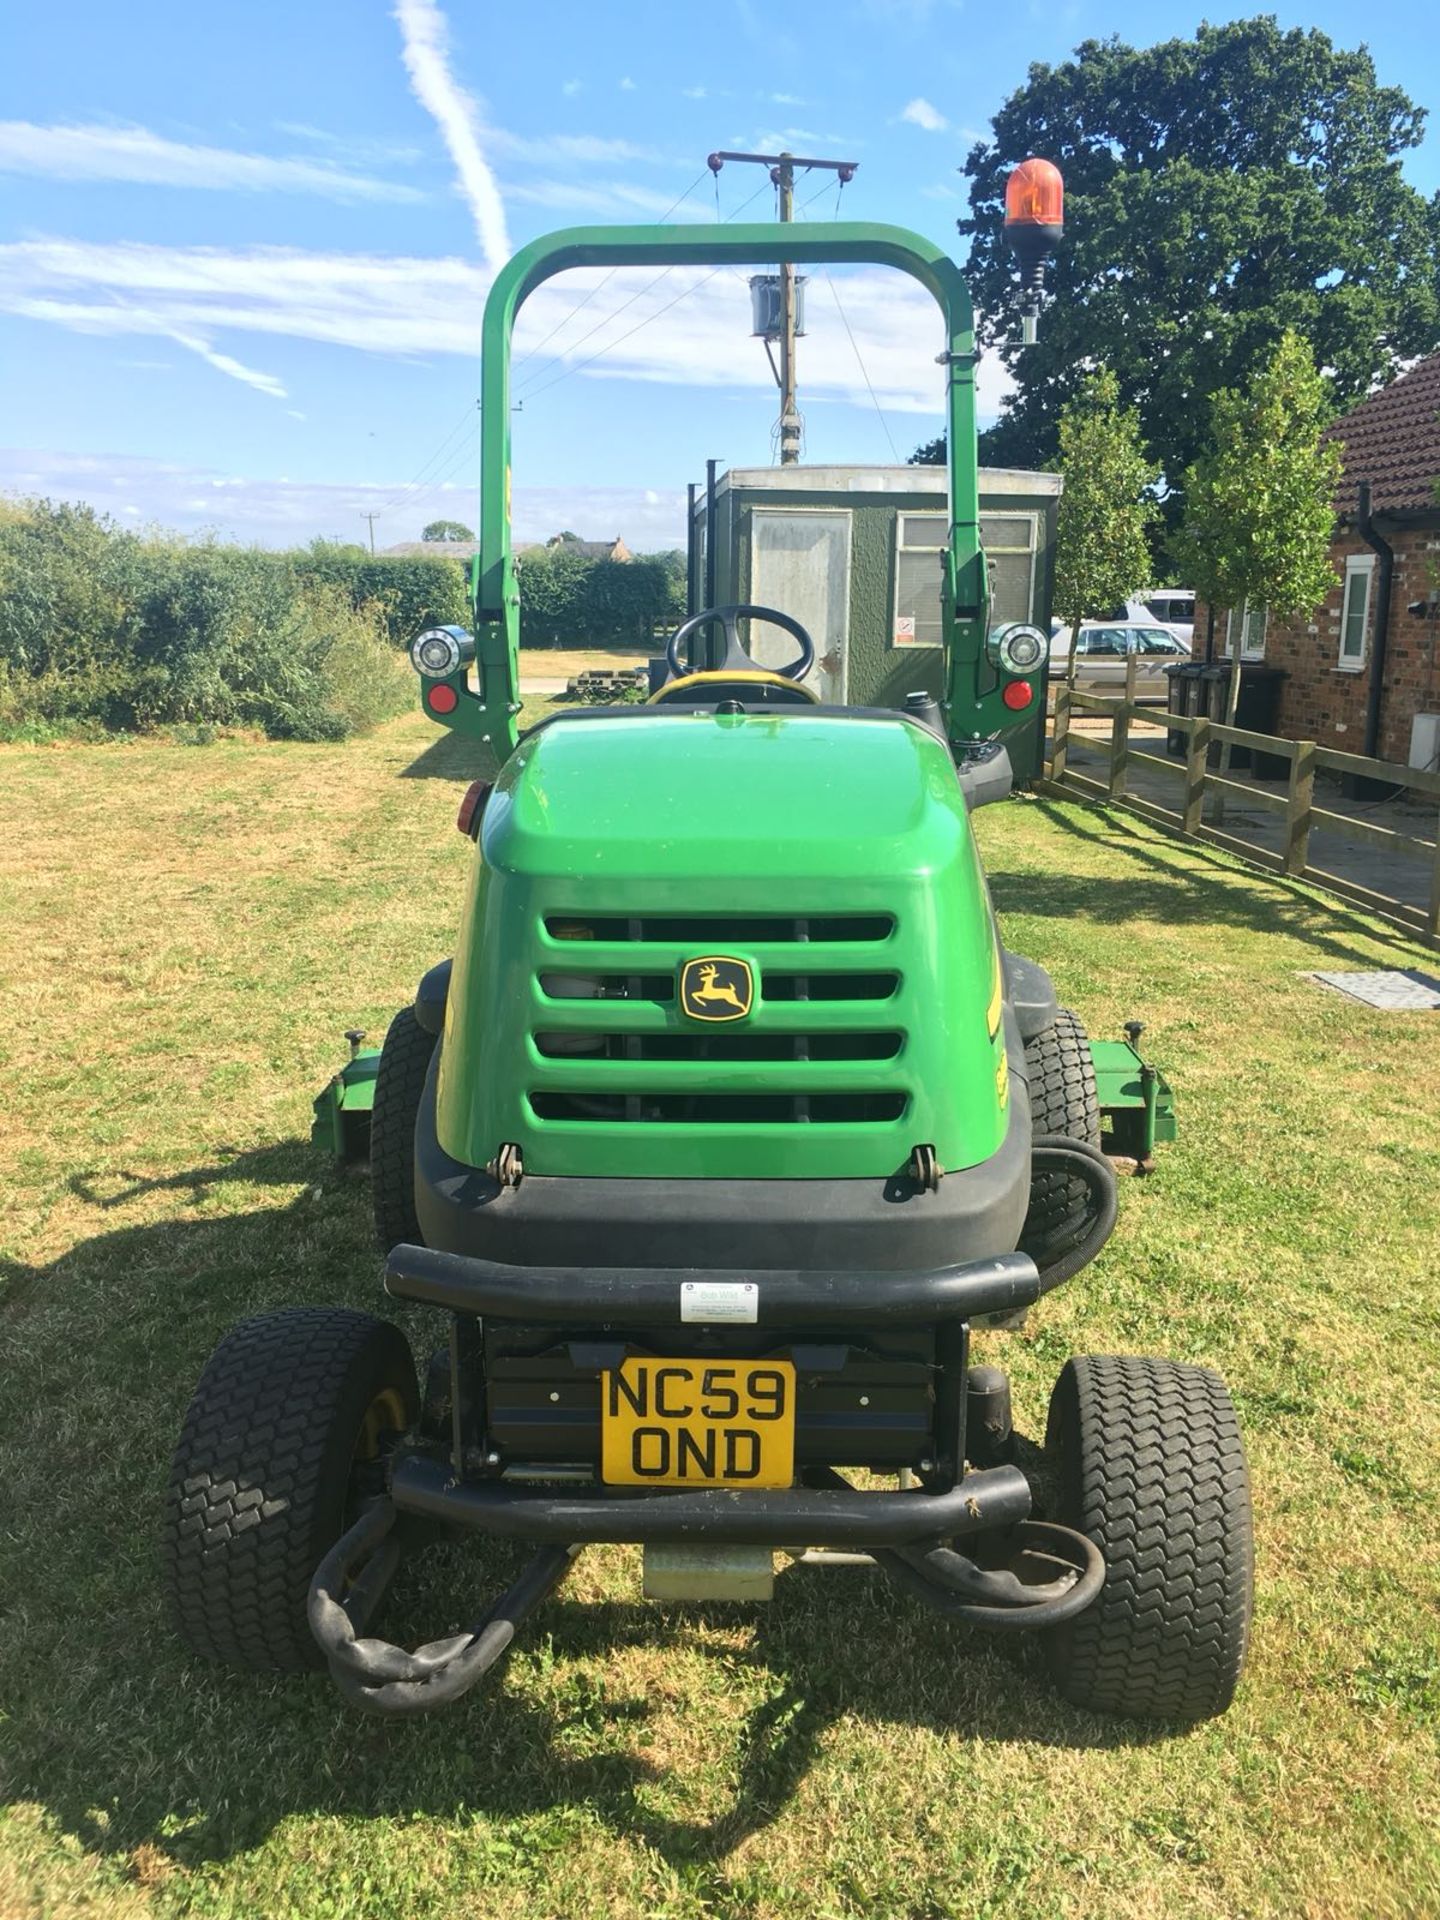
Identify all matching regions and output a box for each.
[686,482,698,617]
[1356,480,1394,759]
[704,458,718,613]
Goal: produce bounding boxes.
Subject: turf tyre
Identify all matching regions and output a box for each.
[1044,1353,1253,1721]
[371,1005,436,1253]
[1021,1006,1100,1258]
[164,1307,418,1672]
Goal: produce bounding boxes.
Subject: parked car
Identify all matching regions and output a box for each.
[1048,623,1191,700]
[1055,595,1195,646]
[1143,590,1195,643]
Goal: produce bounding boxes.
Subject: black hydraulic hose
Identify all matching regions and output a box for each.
[875,1523,1104,1631]
[800,1467,1104,1631]
[1028,1136,1119,1294]
[308,1498,579,1717]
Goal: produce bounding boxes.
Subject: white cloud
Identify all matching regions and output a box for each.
[561,79,583,97]
[164,326,287,399]
[682,86,708,99]
[0,446,690,550]
[619,76,637,91]
[272,123,425,167]
[491,130,672,167]
[505,179,716,221]
[0,120,423,201]
[768,92,806,106]
[900,98,947,132]
[0,238,1012,420]
[393,0,510,272]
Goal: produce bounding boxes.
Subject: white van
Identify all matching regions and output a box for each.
[1142,590,1194,643]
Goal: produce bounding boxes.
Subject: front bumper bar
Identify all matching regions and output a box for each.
[384,1242,1042,1326]
[389,1453,1033,1546]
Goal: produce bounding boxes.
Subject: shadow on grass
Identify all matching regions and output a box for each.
[992,797,1425,968]
[2,1163,1166,1886]
[66,1140,318,1212]
[398,729,496,782]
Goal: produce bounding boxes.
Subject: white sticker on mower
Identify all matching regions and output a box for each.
[680,1281,758,1324]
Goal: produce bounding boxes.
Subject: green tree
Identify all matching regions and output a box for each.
[953,19,1438,507]
[1173,330,1341,653]
[1051,368,1159,679]
[422,519,474,542]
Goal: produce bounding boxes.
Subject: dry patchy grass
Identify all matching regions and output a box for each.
[1,715,1438,1919]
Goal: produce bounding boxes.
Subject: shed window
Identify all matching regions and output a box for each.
[892,510,1039,648]
[893,513,946,648]
[1338,555,1374,670]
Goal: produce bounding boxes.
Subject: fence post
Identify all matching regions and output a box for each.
[1283,739,1315,877]
[1182,717,1209,836]
[1428,801,1440,941]
[1109,696,1131,801]
[1050,682,1070,783]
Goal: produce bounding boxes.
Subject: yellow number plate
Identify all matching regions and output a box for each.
[600,1358,796,1488]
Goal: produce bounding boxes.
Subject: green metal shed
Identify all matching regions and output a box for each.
[689,463,1061,741]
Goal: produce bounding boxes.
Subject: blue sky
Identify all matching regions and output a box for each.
[2,0,1437,552]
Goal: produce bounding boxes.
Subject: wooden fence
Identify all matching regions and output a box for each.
[1046,674,1440,951]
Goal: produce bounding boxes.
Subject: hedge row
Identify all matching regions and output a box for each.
[516,545,685,647]
[0,503,466,741]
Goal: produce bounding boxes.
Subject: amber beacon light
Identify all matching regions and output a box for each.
[1002,158,1064,345]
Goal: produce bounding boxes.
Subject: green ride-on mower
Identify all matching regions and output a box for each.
[165,190,1253,1725]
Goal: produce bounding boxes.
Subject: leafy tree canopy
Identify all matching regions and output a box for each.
[422,519,475,542]
[1172,329,1342,624]
[953,18,1439,497]
[1052,367,1159,648]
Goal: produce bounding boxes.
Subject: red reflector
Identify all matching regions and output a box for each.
[427,682,459,715]
[1002,681,1034,710]
[456,779,492,837]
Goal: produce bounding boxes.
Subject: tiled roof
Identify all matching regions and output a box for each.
[1329,351,1440,517]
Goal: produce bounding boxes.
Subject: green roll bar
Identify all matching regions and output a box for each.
[439,221,989,759]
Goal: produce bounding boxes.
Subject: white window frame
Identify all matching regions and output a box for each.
[1337,554,1374,672]
[1225,599,1268,661]
[892,511,948,649]
[891,510,1039,649]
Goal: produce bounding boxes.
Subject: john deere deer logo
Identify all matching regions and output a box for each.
[679,955,754,1023]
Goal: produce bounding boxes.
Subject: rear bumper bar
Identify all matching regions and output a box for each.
[389,1452,1032,1546]
[383,1242,1042,1326]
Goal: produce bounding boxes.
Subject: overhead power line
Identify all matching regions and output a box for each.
[513,176,772,406]
[513,167,711,375]
[822,271,902,463]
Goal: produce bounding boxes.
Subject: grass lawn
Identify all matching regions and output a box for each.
[2,708,1438,1919]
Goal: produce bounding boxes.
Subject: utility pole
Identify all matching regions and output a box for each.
[360,511,380,554]
[707,149,857,465]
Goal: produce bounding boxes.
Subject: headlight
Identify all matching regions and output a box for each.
[409,625,475,678]
[988,622,1048,677]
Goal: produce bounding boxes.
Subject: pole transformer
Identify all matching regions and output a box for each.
[707,149,858,465]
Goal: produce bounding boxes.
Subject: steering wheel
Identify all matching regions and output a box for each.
[665,603,816,685]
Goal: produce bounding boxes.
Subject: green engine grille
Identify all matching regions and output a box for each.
[528,913,911,1133]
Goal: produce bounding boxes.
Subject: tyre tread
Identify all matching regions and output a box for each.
[163,1307,415,1672]
[1046,1353,1253,1721]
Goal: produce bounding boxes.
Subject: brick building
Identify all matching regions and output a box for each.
[1196,351,1440,771]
